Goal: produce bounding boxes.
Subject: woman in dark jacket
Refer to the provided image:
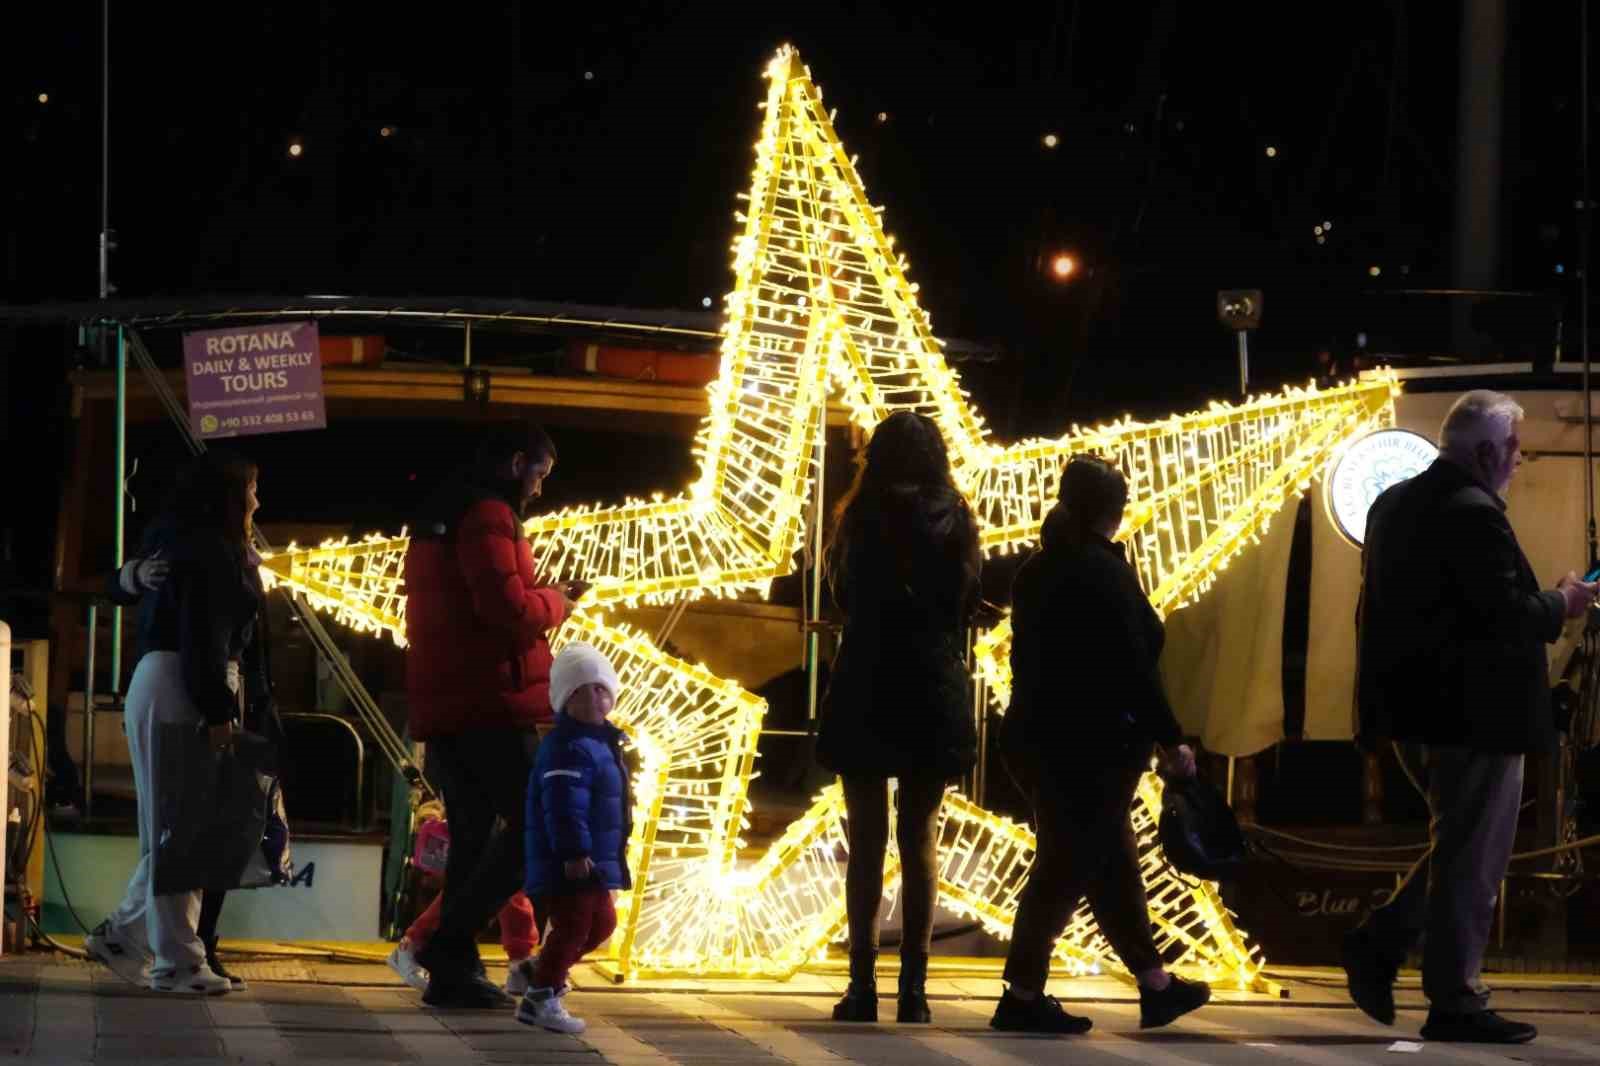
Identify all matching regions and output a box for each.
[991,455,1208,1036]
[816,411,980,1024]
[84,451,263,995]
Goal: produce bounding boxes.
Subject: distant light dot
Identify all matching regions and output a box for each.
[584,70,594,81]
[288,141,304,158]
[1042,132,1060,149]
[1265,145,1278,158]
[701,297,713,308]
[1313,225,1324,236]
[1316,236,1326,245]
[1322,220,1333,230]
[1050,254,1076,279]
[876,111,889,124]
[380,126,394,137]
[1556,263,1567,274]
[37,92,49,104]
[1368,265,1381,277]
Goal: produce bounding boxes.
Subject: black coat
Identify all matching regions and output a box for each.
[1002,507,1184,761]
[109,520,281,747]
[816,483,980,780]
[1357,458,1565,754]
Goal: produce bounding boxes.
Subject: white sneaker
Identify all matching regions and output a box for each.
[84,920,152,987]
[387,940,430,994]
[505,956,534,997]
[150,962,231,995]
[516,987,585,1034]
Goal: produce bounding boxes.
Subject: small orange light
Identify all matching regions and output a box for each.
[1051,254,1076,279]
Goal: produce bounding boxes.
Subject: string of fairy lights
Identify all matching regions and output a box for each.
[259,46,1397,987]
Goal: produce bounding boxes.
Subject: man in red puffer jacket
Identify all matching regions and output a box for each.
[404,420,587,1008]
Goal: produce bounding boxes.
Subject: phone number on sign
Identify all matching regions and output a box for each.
[215,409,319,430]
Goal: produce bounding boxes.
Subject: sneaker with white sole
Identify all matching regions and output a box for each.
[387,940,430,993]
[149,962,231,996]
[516,986,585,1034]
[84,920,152,987]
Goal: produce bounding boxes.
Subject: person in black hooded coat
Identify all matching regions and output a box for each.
[816,411,980,1025]
[990,455,1209,1036]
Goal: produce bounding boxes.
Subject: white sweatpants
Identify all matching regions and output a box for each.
[104,651,218,969]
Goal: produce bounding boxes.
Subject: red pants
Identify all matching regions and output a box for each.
[533,887,616,990]
[407,890,537,960]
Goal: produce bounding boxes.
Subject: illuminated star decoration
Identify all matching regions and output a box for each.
[261,47,1398,987]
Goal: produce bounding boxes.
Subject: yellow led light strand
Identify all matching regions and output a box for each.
[257,47,1395,988]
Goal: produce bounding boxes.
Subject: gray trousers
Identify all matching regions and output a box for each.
[104,652,209,970]
[1366,745,1524,1014]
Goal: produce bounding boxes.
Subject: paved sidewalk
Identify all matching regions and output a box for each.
[4,952,1599,1064]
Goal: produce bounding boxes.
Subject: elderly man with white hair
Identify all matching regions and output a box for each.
[1342,389,1597,1045]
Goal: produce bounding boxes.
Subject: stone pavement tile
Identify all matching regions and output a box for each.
[207,992,296,1063]
[94,1033,225,1060]
[597,993,788,1064]
[0,962,38,1056]
[281,1032,415,1061]
[1234,1001,1600,1066]
[31,964,97,1064]
[941,993,1229,1066]
[344,986,486,1063]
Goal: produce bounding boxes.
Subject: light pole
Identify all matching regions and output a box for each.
[1217,289,1263,398]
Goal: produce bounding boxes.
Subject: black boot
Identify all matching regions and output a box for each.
[832,949,878,1022]
[203,937,247,991]
[896,951,931,1023]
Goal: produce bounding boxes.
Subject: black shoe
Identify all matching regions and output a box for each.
[422,972,515,1009]
[1419,1009,1536,1045]
[1340,929,1396,1025]
[833,948,878,1022]
[989,989,1093,1035]
[896,952,931,1024]
[1139,975,1210,1029]
[202,938,247,991]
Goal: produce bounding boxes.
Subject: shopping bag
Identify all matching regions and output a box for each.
[152,724,275,895]
[236,778,294,888]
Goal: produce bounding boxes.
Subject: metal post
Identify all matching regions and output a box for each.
[804,419,827,727]
[1236,331,1250,398]
[1582,0,1596,567]
[110,323,126,689]
[463,319,473,368]
[98,0,110,300]
[83,603,97,822]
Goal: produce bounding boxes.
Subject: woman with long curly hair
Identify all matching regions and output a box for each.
[816,411,980,1024]
[85,450,263,995]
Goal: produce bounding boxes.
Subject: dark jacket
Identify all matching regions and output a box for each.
[816,483,980,779]
[523,713,634,896]
[108,535,283,749]
[403,477,567,740]
[128,520,261,727]
[1002,506,1184,759]
[1357,458,1565,754]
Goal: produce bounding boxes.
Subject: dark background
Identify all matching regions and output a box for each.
[2,0,1594,592]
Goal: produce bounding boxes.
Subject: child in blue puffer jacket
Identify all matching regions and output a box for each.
[515,642,632,1034]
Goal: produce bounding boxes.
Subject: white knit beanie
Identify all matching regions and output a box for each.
[549,642,621,714]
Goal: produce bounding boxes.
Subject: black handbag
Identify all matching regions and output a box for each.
[153,725,276,895]
[1157,775,1250,882]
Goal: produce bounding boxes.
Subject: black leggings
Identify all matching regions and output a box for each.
[840,772,947,957]
[198,889,225,946]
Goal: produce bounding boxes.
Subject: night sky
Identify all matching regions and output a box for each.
[2,1,1595,585]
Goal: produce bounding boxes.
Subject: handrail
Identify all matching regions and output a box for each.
[280,712,368,831]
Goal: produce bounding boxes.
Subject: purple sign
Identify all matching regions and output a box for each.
[182,321,327,439]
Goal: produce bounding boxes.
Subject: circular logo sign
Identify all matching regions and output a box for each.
[1324,428,1439,546]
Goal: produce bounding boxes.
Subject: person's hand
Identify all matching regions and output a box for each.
[1557,571,1599,619]
[208,720,238,754]
[1160,743,1197,779]
[135,550,169,591]
[563,856,594,881]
